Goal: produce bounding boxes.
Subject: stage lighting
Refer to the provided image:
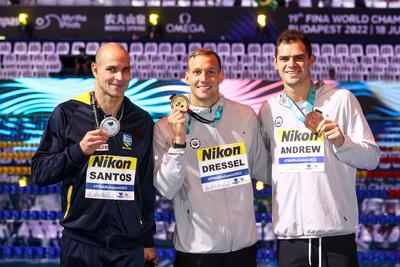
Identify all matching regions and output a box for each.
[149,13,159,26]
[257,14,267,28]
[18,13,29,26]
[148,13,163,40]
[18,12,33,39]
[19,176,28,187]
[256,181,265,191]
[0,36,5,40]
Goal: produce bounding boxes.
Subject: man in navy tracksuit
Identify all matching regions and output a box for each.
[32,43,157,267]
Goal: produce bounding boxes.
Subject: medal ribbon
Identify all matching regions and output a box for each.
[169,93,223,134]
[286,83,316,123]
[186,106,223,134]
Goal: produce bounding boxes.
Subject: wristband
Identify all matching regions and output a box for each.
[172,139,186,148]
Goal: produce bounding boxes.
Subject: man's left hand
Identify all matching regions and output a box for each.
[316,119,345,147]
[144,247,158,266]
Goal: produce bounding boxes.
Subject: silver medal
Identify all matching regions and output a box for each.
[100,116,120,137]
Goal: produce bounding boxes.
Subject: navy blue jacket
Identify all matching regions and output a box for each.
[31,92,156,248]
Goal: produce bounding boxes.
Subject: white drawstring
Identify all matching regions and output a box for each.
[318,237,322,267]
[309,238,323,267]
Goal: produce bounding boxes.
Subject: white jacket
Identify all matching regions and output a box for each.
[153,94,269,253]
[258,82,380,239]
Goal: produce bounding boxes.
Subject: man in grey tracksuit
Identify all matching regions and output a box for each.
[258,29,380,267]
[153,48,269,267]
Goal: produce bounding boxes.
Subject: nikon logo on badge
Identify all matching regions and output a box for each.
[280,130,322,142]
[92,155,132,169]
[201,145,241,161]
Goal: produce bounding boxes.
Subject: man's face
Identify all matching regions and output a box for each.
[274,41,314,88]
[92,46,131,99]
[185,54,224,107]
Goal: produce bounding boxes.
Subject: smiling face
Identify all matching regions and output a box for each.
[185,54,224,108]
[274,41,314,89]
[92,43,131,100]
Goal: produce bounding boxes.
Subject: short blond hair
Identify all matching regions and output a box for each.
[187,48,222,71]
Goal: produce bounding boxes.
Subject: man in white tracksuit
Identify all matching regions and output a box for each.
[259,30,380,267]
[153,48,269,267]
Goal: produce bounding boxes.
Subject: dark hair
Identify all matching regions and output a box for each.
[275,29,312,58]
[187,48,222,71]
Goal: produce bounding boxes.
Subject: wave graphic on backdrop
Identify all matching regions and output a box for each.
[0,79,399,142]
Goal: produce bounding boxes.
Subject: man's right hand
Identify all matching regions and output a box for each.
[167,108,187,144]
[79,129,108,155]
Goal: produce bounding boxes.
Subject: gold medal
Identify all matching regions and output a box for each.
[170,94,190,111]
[305,110,324,133]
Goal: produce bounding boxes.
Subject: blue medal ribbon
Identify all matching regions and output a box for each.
[286,83,316,123]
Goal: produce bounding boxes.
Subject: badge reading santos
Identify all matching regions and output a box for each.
[85,155,137,200]
[197,142,251,192]
[170,94,190,111]
[276,128,325,172]
[100,117,120,137]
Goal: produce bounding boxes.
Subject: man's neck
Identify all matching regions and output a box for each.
[284,80,313,102]
[94,91,123,117]
[190,96,219,108]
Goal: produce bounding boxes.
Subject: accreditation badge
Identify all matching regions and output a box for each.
[197,142,251,192]
[85,155,137,200]
[276,128,325,172]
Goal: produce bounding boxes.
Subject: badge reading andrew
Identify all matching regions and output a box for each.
[276,128,325,172]
[100,116,120,137]
[170,94,190,111]
[197,142,251,192]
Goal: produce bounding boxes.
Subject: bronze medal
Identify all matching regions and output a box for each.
[170,94,190,112]
[305,111,324,133]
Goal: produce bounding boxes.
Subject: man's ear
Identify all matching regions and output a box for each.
[274,57,278,70]
[184,71,189,84]
[91,63,98,78]
[310,54,315,68]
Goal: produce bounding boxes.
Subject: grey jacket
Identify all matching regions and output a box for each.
[259,82,380,239]
[153,94,269,253]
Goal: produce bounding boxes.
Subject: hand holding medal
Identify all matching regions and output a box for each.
[315,116,345,148]
[168,94,189,144]
[79,129,108,155]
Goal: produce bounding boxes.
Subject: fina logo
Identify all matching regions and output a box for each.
[165,12,205,34]
[35,13,87,30]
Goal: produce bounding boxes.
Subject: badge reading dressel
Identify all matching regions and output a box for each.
[170,94,190,111]
[197,142,251,192]
[305,110,324,133]
[100,116,120,137]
